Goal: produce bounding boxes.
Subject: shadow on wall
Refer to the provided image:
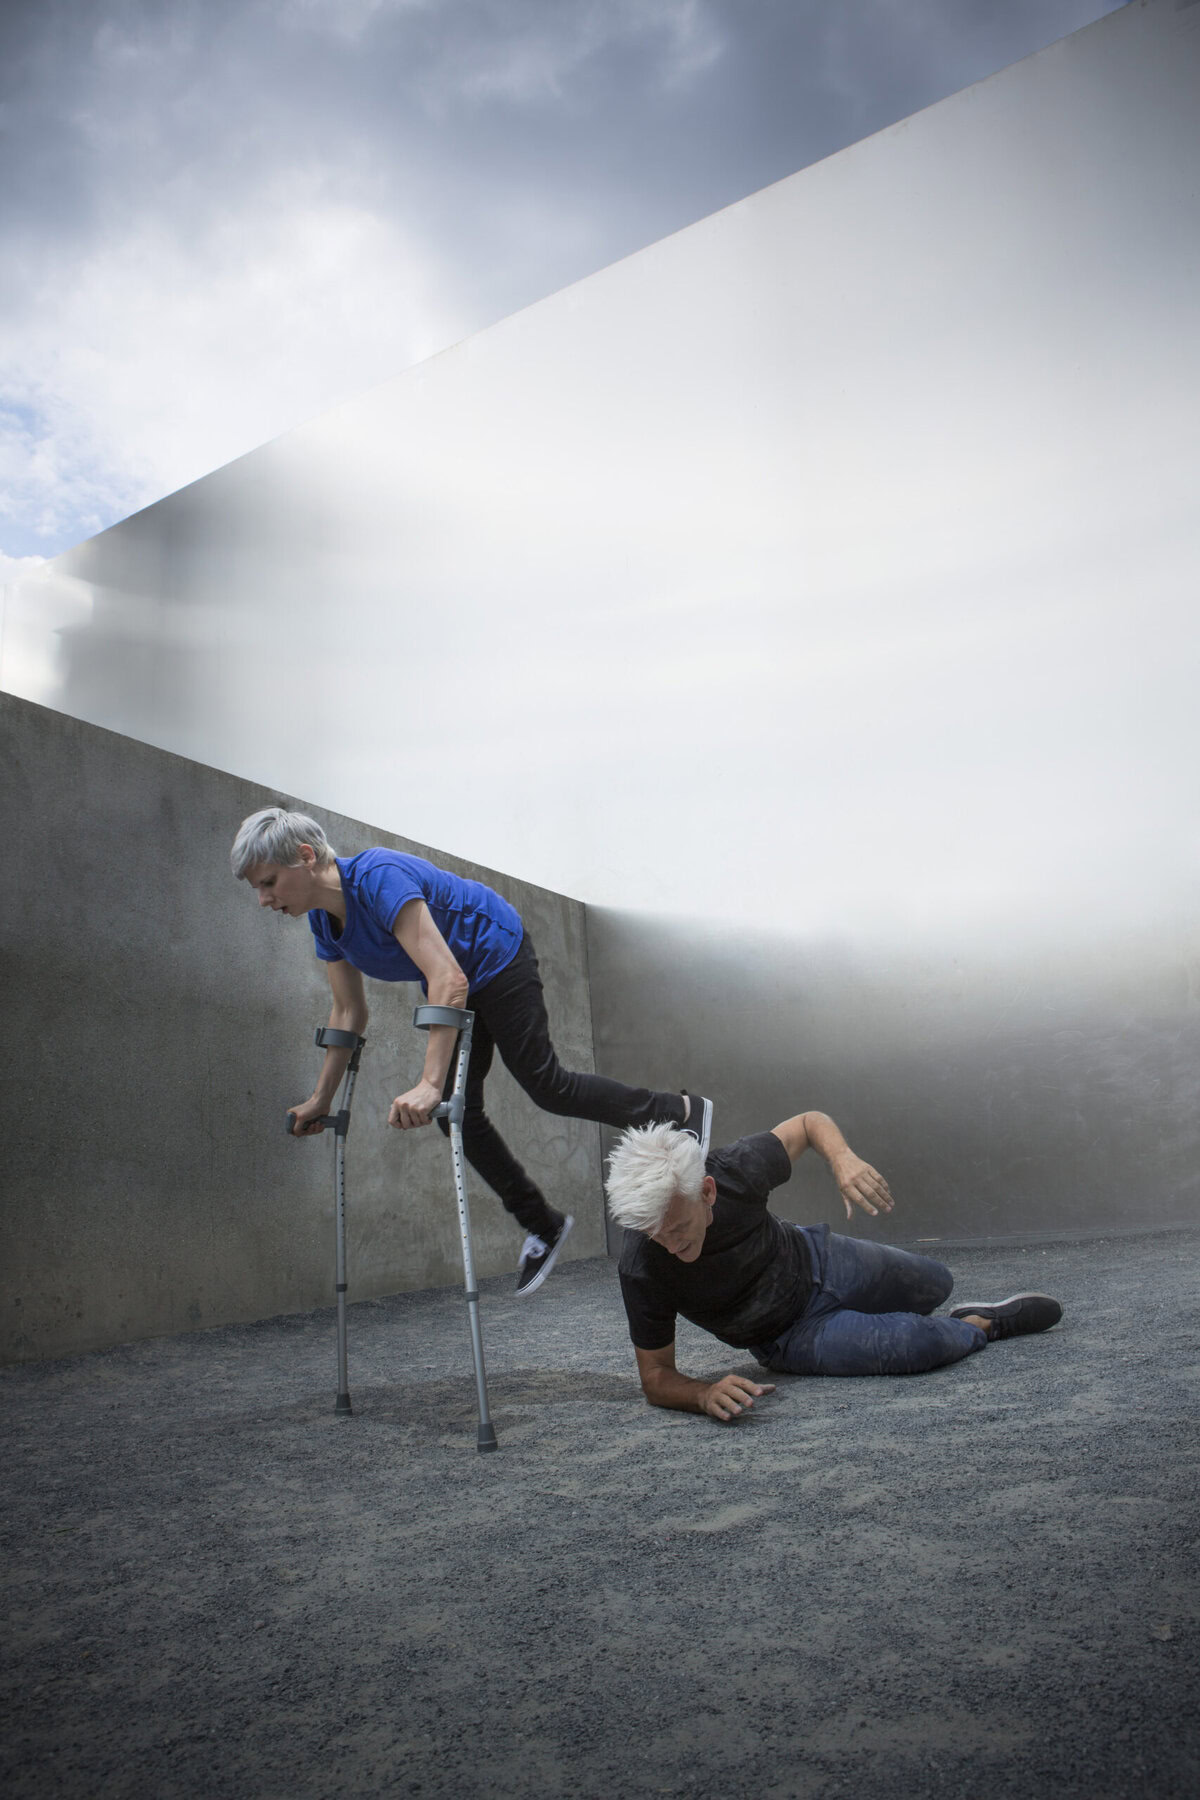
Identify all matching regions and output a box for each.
[586,907,1200,1244]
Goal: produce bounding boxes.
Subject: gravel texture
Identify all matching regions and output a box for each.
[2,1229,1198,1800]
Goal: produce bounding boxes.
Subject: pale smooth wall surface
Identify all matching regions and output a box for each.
[1,692,604,1363]
[587,909,1200,1251]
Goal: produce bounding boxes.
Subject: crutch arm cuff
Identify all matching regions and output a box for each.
[315,1026,367,1050]
[413,1004,473,1032]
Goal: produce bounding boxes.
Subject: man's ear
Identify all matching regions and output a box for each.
[297,843,317,868]
[701,1175,717,1206]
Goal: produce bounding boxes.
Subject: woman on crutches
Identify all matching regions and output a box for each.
[231,807,711,1295]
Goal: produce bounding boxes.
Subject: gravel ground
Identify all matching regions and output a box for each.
[2,1229,1198,1800]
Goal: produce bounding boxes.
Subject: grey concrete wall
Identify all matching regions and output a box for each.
[587,909,1200,1250]
[1,692,604,1363]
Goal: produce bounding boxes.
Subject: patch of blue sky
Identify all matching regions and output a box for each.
[0,401,41,439]
[1,521,60,559]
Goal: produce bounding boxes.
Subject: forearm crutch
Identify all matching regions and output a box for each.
[414,1004,498,1453]
[286,1027,367,1416]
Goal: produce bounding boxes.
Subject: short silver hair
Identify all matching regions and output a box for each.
[230,807,337,880]
[605,1122,706,1234]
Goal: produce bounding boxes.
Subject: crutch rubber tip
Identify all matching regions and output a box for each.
[476,1424,498,1452]
[335,1394,353,1415]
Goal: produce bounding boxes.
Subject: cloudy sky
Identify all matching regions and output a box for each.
[1,0,1123,578]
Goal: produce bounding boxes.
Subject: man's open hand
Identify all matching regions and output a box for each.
[701,1373,775,1422]
[388,1080,444,1128]
[830,1151,894,1219]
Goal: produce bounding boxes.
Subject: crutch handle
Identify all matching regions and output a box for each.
[413,1004,474,1032]
[286,1110,333,1136]
[286,1110,350,1138]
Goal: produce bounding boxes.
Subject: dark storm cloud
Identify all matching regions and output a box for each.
[0,0,1126,559]
[2,0,1125,322]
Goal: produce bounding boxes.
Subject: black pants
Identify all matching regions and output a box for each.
[436,933,686,1240]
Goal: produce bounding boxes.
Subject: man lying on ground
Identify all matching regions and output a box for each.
[605,1112,1062,1421]
[232,806,711,1295]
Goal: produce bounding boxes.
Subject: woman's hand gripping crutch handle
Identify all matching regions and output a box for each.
[412,1004,474,1125]
[284,1026,367,1135]
[285,1111,334,1135]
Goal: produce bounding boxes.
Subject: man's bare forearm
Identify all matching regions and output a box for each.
[779,1110,894,1219]
[641,1364,776,1423]
[641,1367,713,1414]
[799,1110,852,1165]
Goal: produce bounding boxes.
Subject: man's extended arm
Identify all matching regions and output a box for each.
[770,1111,894,1219]
[634,1342,774,1422]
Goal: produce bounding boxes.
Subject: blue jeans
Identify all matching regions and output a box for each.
[750,1224,987,1376]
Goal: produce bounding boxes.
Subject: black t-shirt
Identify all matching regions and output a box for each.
[618,1132,812,1351]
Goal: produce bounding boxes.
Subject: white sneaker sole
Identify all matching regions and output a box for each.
[516,1215,574,1296]
[683,1094,713,1159]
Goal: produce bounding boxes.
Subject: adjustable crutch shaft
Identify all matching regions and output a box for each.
[285,1026,366,1416]
[415,1004,498,1452]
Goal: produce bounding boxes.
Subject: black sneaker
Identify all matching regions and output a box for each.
[680,1091,713,1159]
[515,1215,574,1296]
[949,1293,1062,1340]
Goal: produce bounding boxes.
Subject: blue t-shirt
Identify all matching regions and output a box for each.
[308,850,524,992]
